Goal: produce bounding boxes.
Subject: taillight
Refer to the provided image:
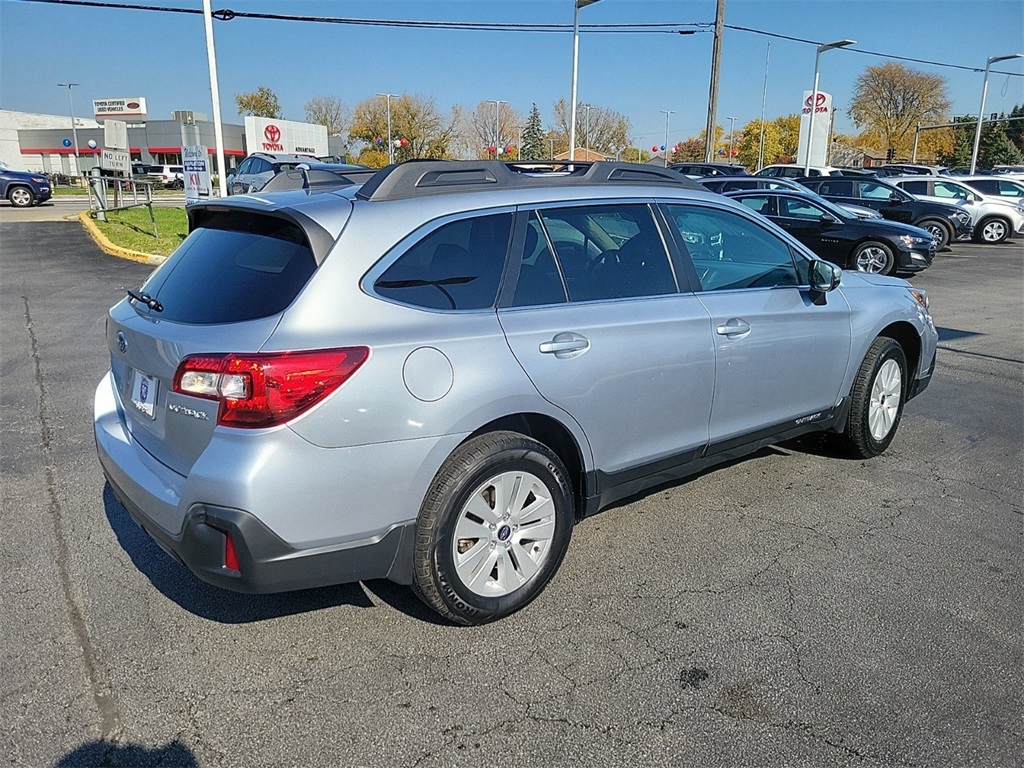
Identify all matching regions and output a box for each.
[172,347,369,428]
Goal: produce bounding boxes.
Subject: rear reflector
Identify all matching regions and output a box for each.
[173,347,369,428]
[224,532,240,572]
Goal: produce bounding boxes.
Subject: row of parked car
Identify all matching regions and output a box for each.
[668,162,1023,276]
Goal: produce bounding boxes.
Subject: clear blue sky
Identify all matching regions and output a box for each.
[2,0,1022,148]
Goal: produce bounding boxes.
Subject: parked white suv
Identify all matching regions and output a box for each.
[888,175,1024,244]
[148,165,184,189]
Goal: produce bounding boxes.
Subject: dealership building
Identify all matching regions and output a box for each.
[2,99,345,175]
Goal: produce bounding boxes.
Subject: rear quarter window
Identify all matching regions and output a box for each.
[141,211,317,324]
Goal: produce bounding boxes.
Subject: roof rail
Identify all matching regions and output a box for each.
[354,160,701,202]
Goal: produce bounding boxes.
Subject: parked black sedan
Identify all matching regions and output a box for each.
[726,189,935,275]
[797,176,973,250]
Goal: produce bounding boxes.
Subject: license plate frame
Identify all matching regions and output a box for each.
[130,368,158,419]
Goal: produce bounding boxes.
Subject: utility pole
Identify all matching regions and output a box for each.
[661,110,675,167]
[757,41,771,171]
[703,0,725,163]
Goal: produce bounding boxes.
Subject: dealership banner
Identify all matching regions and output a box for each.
[182,145,211,206]
[244,116,328,157]
[797,90,833,168]
[93,97,148,120]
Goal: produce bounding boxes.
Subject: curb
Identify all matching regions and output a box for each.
[77,211,167,266]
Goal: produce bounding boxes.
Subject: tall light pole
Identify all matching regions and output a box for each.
[758,41,771,171]
[971,53,1024,174]
[569,0,602,161]
[377,93,398,164]
[201,0,227,198]
[727,116,737,162]
[660,109,675,167]
[57,82,80,173]
[804,38,855,175]
[581,103,593,160]
[486,99,506,159]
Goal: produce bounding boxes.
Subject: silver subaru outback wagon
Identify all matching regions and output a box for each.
[95,161,938,625]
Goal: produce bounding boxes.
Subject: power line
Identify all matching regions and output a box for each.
[15,0,1024,77]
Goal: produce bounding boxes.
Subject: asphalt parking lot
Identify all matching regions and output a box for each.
[2,221,1021,767]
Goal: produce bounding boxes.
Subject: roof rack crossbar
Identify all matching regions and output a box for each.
[355,160,700,202]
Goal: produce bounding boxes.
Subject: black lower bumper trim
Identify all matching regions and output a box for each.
[106,473,414,592]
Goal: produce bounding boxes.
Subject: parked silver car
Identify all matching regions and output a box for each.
[95,161,937,624]
[226,152,312,195]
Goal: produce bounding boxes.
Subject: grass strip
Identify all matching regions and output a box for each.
[91,206,188,256]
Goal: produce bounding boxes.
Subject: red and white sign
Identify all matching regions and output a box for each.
[244,116,327,156]
[93,97,148,119]
[797,90,834,167]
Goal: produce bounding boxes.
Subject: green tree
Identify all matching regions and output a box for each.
[848,62,950,157]
[980,117,1024,166]
[734,119,783,170]
[773,115,801,161]
[235,86,282,118]
[521,104,545,161]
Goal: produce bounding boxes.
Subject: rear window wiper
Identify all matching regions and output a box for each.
[126,288,163,312]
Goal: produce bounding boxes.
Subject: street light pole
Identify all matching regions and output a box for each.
[727,116,736,162]
[660,109,675,167]
[569,0,602,162]
[971,53,1024,174]
[804,38,855,176]
[57,82,80,173]
[486,99,506,159]
[376,93,398,164]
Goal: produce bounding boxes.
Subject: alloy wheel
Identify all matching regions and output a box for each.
[869,359,902,441]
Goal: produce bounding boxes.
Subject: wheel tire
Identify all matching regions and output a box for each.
[7,186,34,208]
[412,431,574,625]
[837,337,908,459]
[852,240,896,275]
[916,218,950,250]
[974,216,1010,245]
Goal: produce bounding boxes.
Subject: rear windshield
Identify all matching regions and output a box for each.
[141,211,317,324]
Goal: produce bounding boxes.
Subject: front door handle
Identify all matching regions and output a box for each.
[539,332,590,359]
[716,318,751,337]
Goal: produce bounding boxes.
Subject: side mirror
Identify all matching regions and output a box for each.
[819,213,840,226]
[889,193,904,204]
[809,260,841,293]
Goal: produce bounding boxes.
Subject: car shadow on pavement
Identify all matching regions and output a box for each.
[57,738,197,767]
[103,484,377,623]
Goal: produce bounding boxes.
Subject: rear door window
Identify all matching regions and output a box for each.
[141,211,317,324]
[534,204,677,302]
[374,213,513,310]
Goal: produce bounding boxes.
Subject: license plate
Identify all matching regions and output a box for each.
[131,369,158,419]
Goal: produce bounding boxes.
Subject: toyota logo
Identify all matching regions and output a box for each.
[117,331,128,353]
[805,93,828,108]
[126,101,140,109]
[264,124,281,142]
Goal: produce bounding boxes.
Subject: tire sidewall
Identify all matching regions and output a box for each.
[429,443,573,624]
[857,342,907,455]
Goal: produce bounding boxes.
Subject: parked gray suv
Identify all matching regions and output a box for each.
[95,161,938,624]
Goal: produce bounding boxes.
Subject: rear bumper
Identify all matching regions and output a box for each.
[106,477,414,592]
[94,372,428,592]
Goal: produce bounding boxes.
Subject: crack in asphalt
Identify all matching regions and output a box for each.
[22,296,121,741]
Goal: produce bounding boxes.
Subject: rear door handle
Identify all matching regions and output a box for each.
[716,318,751,337]
[539,332,590,359]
